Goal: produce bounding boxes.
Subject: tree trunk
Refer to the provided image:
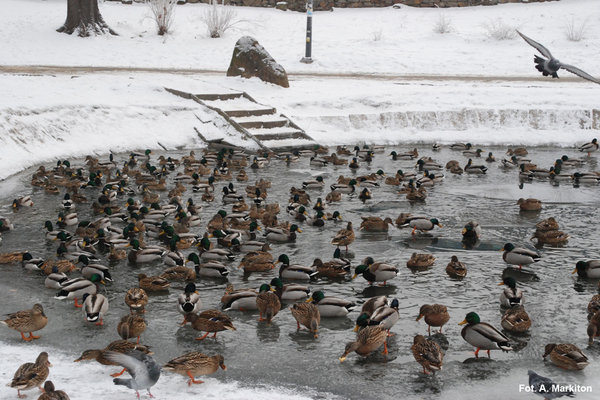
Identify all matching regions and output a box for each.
[57,0,117,37]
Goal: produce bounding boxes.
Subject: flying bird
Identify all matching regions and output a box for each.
[517,30,600,85]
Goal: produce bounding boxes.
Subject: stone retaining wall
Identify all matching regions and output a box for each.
[185,0,558,12]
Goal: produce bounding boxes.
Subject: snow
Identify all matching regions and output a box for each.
[0,0,599,180]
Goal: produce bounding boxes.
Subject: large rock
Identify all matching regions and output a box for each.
[226,36,289,88]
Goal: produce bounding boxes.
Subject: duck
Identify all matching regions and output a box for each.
[364,298,400,332]
[543,343,589,371]
[78,255,112,282]
[502,243,540,270]
[446,255,467,278]
[411,335,444,375]
[416,304,450,335]
[458,312,512,358]
[517,198,542,211]
[338,325,388,362]
[138,273,170,292]
[302,176,325,190]
[74,340,153,373]
[390,149,418,160]
[406,217,442,235]
[329,179,358,194]
[355,296,386,317]
[331,222,355,251]
[588,311,600,345]
[270,277,310,302]
[579,138,598,156]
[264,224,301,243]
[37,381,70,400]
[256,283,281,324]
[160,265,197,282]
[416,158,443,171]
[44,267,69,289]
[311,257,350,279]
[178,282,201,320]
[1,303,48,342]
[407,253,436,269]
[307,290,355,318]
[125,287,149,313]
[464,158,487,174]
[12,196,34,209]
[463,148,483,158]
[290,303,320,338]
[8,352,51,399]
[117,313,147,343]
[499,277,524,308]
[183,310,236,340]
[573,260,600,278]
[0,217,14,232]
[353,257,398,285]
[485,152,496,162]
[187,254,229,278]
[57,212,78,228]
[501,305,531,333]
[55,275,100,308]
[82,293,109,326]
[462,220,481,243]
[277,254,318,280]
[221,284,258,311]
[359,216,393,232]
[163,352,227,386]
[450,142,471,151]
[238,251,274,272]
[127,239,164,264]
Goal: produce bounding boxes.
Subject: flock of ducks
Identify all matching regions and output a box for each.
[0,139,599,399]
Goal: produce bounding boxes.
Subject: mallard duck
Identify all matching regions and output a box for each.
[311,257,350,279]
[221,284,258,311]
[339,325,388,362]
[501,305,531,333]
[588,311,600,345]
[270,277,310,302]
[463,148,483,158]
[44,267,69,289]
[40,259,77,275]
[1,303,48,342]
[80,292,109,326]
[390,149,418,160]
[302,176,325,190]
[462,221,481,243]
[307,290,355,318]
[276,254,317,280]
[579,138,599,156]
[189,254,229,278]
[411,335,444,375]
[407,253,435,269]
[416,304,450,335]
[57,212,78,227]
[446,256,467,278]
[359,217,393,232]
[0,251,25,264]
[125,287,148,313]
[74,339,152,377]
[331,222,355,251]
[464,159,487,174]
[178,282,201,321]
[0,217,14,232]
[353,257,398,285]
[450,142,471,151]
[37,381,70,400]
[459,312,512,358]
[330,179,358,194]
[138,273,170,292]
[506,147,528,157]
[55,275,100,307]
[543,343,588,371]
[12,196,34,210]
[406,217,442,235]
[184,310,236,340]
[416,158,443,171]
[499,277,524,307]
[365,298,400,332]
[127,239,164,264]
[502,243,540,269]
[360,296,388,317]
[117,313,147,343]
[264,224,301,243]
[237,251,274,272]
[160,265,197,282]
[8,352,51,399]
[573,260,600,278]
[78,255,112,282]
[486,152,496,162]
[256,283,281,324]
[163,352,226,386]
[517,198,542,211]
[290,303,320,338]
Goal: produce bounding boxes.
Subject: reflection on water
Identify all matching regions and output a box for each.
[0,145,599,399]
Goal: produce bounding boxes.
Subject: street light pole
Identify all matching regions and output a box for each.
[300,0,313,63]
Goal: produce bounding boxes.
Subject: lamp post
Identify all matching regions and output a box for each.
[300,0,313,63]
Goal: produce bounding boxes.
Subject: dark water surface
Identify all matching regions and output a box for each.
[0,145,599,399]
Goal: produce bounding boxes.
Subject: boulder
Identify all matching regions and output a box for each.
[226,36,289,88]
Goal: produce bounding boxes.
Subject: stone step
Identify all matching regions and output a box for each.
[237,119,289,129]
[194,93,244,101]
[251,130,308,141]
[224,108,277,118]
[261,137,318,150]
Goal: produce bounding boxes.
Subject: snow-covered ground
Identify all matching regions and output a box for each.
[1,0,599,180]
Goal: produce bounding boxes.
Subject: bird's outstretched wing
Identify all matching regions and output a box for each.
[516,30,553,59]
[561,63,600,85]
[104,350,147,380]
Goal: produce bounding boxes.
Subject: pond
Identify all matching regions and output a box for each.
[0,144,598,400]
